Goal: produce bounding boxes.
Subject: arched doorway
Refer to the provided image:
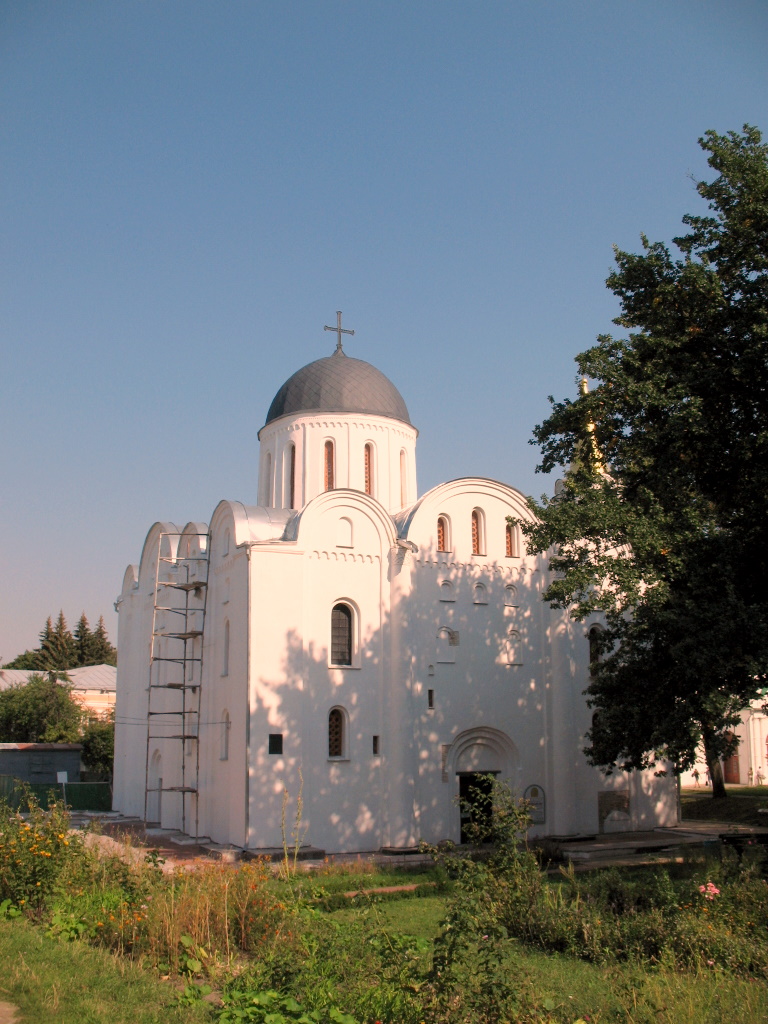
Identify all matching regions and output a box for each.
[445,727,520,844]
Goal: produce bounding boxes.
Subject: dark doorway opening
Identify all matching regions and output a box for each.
[723,731,740,784]
[458,771,498,844]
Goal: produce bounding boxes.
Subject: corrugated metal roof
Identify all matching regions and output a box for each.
[0,665,116,692]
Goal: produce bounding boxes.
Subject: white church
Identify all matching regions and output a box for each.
[113,317,678,853]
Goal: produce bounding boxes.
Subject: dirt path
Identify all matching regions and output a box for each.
[0,1001,19,1023]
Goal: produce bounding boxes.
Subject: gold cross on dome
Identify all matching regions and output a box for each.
[324,311,355,353]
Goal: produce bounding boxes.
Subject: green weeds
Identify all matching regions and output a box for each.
[2,785,768,1023]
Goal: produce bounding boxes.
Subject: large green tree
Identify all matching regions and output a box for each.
[0,674,85,743]
[522,126,768,798]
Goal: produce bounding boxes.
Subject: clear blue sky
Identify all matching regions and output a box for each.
[1,0,766,660]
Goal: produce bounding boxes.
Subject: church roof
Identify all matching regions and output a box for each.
[264,349,411,427]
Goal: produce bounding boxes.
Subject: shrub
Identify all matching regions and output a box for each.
[0,793,82,913]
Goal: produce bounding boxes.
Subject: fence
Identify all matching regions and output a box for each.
[0,775,112,811]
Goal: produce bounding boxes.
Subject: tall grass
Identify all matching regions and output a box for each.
[3,790,768,1023]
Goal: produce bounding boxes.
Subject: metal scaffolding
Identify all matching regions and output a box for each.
[144,529,210,838]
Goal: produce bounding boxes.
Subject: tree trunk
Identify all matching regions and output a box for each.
[701,726,728,799]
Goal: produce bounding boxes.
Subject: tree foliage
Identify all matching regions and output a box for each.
[80,716,115,777]
[3,611,116,670]
[521,126,768,796]
[0,674,85,743]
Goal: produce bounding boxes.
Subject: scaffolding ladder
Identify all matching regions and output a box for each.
[144,529,210,839]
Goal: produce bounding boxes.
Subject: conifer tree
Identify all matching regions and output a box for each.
[74,612,96,667]
[91,616,117,666]
[4,611,117,670]
[38,611,76,672]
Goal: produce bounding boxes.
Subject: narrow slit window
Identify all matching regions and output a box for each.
[372,735,380,756]
[324,440,335,491]
[428,688,434,709]
[588,626,603,677]
[400,449,407,506]
[329,708,344,757]
[364,443,374,496]
[471,510,480,554]
[437,516,447,551]
[505,522,517,557]
[289,444,296,509]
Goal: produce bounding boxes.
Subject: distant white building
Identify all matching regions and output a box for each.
[680,698,768,788]
[113,325,677,852]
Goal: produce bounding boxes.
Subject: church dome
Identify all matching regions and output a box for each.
[264,349,411,426]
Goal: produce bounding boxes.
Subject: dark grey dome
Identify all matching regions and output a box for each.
[265,350,411,426]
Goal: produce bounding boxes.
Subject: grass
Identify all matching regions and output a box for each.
[326,895,768,1024]
[4,793,768,1024]
[512,948,768,1024]
[329,893,446,940]
[0,919,211,1024]
[681,785,768,827]
[276,864,442,896]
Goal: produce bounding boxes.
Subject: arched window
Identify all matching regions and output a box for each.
[507,628,521,665]
[364,443,374,496]
[471,509,485,555]
[288,444,296,509]
[439,579,455,602]
[222,619,230,677]
[437,515,450,552]
[588,625,603,677]
[265,452,273,506]
[331,604,353,666]
[473,582,488,605]
[436,627,455,664]
[328,707,345,758]
[400,449,407,506]
[505,522,518,558]
[504,584,517,607]
[220,710,230,761]
[324,440,335,491]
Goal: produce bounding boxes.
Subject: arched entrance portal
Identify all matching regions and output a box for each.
[445,727,520,844]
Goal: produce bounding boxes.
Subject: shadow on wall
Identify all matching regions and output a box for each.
[241,545,563,852]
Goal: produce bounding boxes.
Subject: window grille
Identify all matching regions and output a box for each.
[506,522,516,557]
[364,443,373,496]
[324,440,334,490]
[472,511,480,554]
[331,604,352,666]
[329,708,344,757]
[437,517,446,551]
